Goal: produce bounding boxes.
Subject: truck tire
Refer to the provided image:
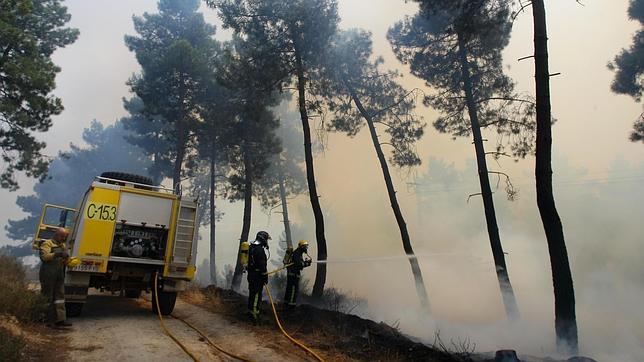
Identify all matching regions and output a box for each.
[66,302,83,317]
[152,289,177,316]
[100,171,155,186]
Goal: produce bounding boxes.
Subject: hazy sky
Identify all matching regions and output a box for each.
[1,1,643,360]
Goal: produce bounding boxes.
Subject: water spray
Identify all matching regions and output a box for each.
[309,252,462,264]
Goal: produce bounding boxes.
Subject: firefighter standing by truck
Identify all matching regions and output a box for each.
[39,228,72,328]
[283,239,312,309]
[247,231,271,325]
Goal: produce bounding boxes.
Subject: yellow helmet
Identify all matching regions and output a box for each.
[298,240,309,248]
[66,257,81,267]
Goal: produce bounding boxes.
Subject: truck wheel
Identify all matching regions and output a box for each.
[152,289,177,316]
[124,289,141,298]
[100,171,155,186]
[66,302,83,317]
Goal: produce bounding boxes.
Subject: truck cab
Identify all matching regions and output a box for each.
[34,172,198,316]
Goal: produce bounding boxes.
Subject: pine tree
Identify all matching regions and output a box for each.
[321,29,431,310]
[125,0,218,190]
[210,0,340,298]
[388,0,535,319]
[216,37,282,290]
[0,0,79,190]
[531,0,578,353]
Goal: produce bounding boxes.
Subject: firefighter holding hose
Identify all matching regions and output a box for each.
[283,239,312,310]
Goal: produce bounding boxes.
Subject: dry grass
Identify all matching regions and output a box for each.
[181,286,463,362]
[181,283,232,315]
[0,255,63,361]
[0,255,46,323]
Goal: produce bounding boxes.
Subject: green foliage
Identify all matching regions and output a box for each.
[608,0,644,102]
[211,0,339,62]
[321,29,426,167]
[122,97,172,183]
[608,0,643,143]
[252,99,307,210]
[631,114,644,143]
[5,119,152,243]
[125,0,220,186]
[388,0,535,159]
[211,0,339,108]
[216,37,283,205]
[0,0,79,190]
[0,254,46,323]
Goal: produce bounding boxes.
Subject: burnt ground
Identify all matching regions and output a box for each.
[182,286,471,362]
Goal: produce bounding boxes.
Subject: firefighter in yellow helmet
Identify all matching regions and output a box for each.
[39,228,72,328]
[284,239,312,309]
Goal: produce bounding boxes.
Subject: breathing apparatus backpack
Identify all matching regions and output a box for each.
[239,241,250,270]
[282,246,294,266]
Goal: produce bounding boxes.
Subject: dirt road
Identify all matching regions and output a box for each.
[65,292,308,361]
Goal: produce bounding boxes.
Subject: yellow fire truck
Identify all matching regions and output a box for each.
[33,172,198,316]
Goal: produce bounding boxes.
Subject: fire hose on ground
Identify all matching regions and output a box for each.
[154,272,254,362]
[263,263,325,362]
[153,266,323,362]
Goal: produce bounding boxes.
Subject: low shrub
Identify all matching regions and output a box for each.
[0,255,46,323]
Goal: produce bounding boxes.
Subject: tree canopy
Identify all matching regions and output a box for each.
[322,29,425,167]
[388,0,535,159]
[125,0,219,189]
[0,0,79,190]
[608,0,644,143]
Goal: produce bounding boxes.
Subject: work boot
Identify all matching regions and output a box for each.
[247,311,258,326]
[55,320,73,328]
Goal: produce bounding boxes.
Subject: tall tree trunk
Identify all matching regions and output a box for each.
[349,88,431,311]
[294,44,327,300]
[532,0,578,354]
[231,146,253,291]
[278,164,293,249]
[173,125,187,192]
[457,33,520,320]
[209,142,217,286]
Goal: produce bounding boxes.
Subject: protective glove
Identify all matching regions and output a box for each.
[262,275,268,285]
[303,259,312,268]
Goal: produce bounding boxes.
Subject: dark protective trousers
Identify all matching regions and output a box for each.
[40,262,66,323]
[247,272,265,318]
[284,272,301,306]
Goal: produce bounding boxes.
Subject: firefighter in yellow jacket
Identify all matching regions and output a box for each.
[39,228,72,328]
